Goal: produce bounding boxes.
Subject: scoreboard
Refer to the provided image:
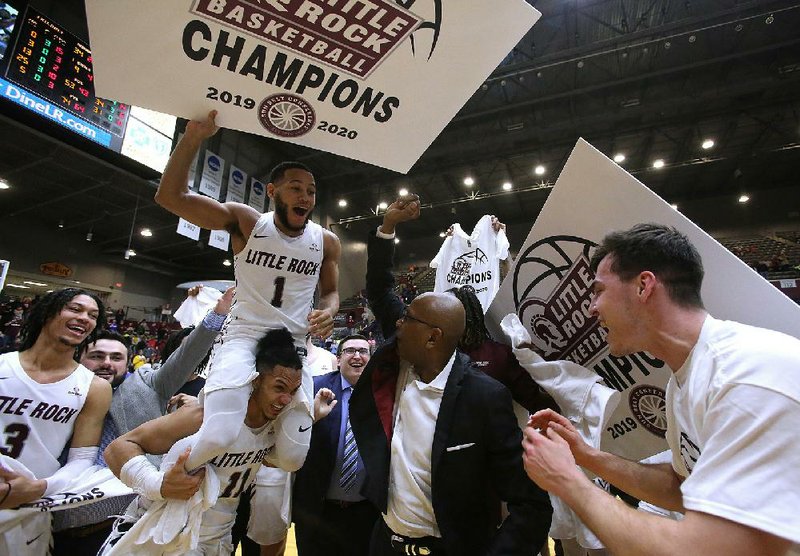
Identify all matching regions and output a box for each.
[2,6,130,150]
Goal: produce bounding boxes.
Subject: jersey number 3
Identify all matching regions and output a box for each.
[0,423,30,458]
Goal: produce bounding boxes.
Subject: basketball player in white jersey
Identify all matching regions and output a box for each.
[155,110,340,475]
[101,328,336,555]
[0,288,112,554]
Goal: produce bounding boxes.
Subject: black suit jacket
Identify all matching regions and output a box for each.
[293,370,346,515]
[349,230,552,556]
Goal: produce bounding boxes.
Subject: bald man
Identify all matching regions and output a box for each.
[349,197,552,556]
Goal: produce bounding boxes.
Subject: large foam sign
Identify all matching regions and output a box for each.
[487,139,800,461]
[84,0,539,173]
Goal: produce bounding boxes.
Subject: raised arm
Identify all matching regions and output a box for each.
[366,195,420,336]
[307,230,341,339]
[155,110,259,252]
[147,287,233,399]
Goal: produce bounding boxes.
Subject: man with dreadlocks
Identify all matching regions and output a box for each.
[0,288,112,554]
[449,284,558,415]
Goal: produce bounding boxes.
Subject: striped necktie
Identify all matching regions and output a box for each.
[339,412,359,492]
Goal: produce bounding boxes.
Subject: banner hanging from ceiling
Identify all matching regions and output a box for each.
[85,0,540,173]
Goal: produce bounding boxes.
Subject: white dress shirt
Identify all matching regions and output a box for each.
[383,353,456,538]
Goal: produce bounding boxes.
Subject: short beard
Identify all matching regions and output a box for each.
[274,195,309,234]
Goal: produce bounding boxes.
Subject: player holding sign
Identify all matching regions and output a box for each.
[155,110,341,473]
[522,224,800,556]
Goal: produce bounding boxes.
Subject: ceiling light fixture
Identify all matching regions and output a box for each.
[534,165,546,176]
[613,153,626,163]
[140,228,153,237]
[394,238,400,244]
[652,159,665,169]
[398,188,408,196]
[23,281,47,286]
[338,199,347,207]
[125,249,137,259]
[701,139,715,150]
[0,179,9,190]
[86,232,93,242]
[223,259,232,267]
[670,203,679,210]
[463,177,475,187]
[439,232,446,238]
[502,182,513,191]
[738,194,750,204]
[58,219,64,229]
[378,201,388,210]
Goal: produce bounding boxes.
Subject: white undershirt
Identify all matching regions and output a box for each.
[383,353,456,538]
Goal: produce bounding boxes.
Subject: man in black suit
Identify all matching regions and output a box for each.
[293,334,380,556]
[350,196,552,556]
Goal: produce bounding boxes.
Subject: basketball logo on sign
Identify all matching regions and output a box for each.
[258,94,315,138]
[628,385,667,437]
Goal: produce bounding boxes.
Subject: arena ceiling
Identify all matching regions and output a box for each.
[1,0,799,282]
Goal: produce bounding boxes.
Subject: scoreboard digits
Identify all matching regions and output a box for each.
[5,8,129,139]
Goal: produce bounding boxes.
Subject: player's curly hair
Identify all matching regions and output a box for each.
[255,328,303,373]
[447,285,491,352]
[18,288,106,352]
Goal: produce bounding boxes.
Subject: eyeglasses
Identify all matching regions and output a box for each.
[399,310,440,330]
[342,347,370,356]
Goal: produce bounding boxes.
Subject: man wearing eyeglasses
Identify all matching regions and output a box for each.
[349,196,552,556]
[293,334,379,556]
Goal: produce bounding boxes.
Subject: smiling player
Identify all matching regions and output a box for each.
[155,110,341,473]
[0,288,112,554]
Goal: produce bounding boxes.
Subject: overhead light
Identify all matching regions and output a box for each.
[534,165,546,176]
[125,249,136,259]
[23,281,47,286]
[701,139,715,150]
[652,159,665,169]
[140,228,153,237]
[223,259,232,267]
[394,238,400,244]
[378,201,388,210]
[502,182,513,191]
[338,199,347,207]
[439,232,446,238]
[670,203,679,210]
[0,179,9,190]
[7,284,30,289]
[613,153,626,163]
[398,188,408,197]
[58,219,64,229]
[86,232,93,242]
[738,194,750,204]
[463,176,475,186]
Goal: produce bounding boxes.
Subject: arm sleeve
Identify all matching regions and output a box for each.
[366,229,406,339]
[44,447,99,496]
[145,318,220,400]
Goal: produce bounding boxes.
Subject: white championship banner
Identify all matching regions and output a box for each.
[487,139,800,462]
[85,0,540,173]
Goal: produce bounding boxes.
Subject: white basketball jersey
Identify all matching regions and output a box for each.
[0,352,94,478]
[230,212,324,345]
[162,421,275,545]
[431,214,510,312]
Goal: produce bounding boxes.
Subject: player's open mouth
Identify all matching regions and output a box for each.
[67,324,87,335]
[292,207,308,217]
[271,404,285,412]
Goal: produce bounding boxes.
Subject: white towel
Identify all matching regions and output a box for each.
[500,313,621,550]
[499,313,620,448]
[173,288,223,328]
[103,464,220,555]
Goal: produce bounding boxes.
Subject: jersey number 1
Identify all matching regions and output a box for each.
[270,276,286,308]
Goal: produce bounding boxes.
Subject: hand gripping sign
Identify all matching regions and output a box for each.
[85,0,540,173]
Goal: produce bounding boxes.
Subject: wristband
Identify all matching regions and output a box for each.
[120,455,164,501]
